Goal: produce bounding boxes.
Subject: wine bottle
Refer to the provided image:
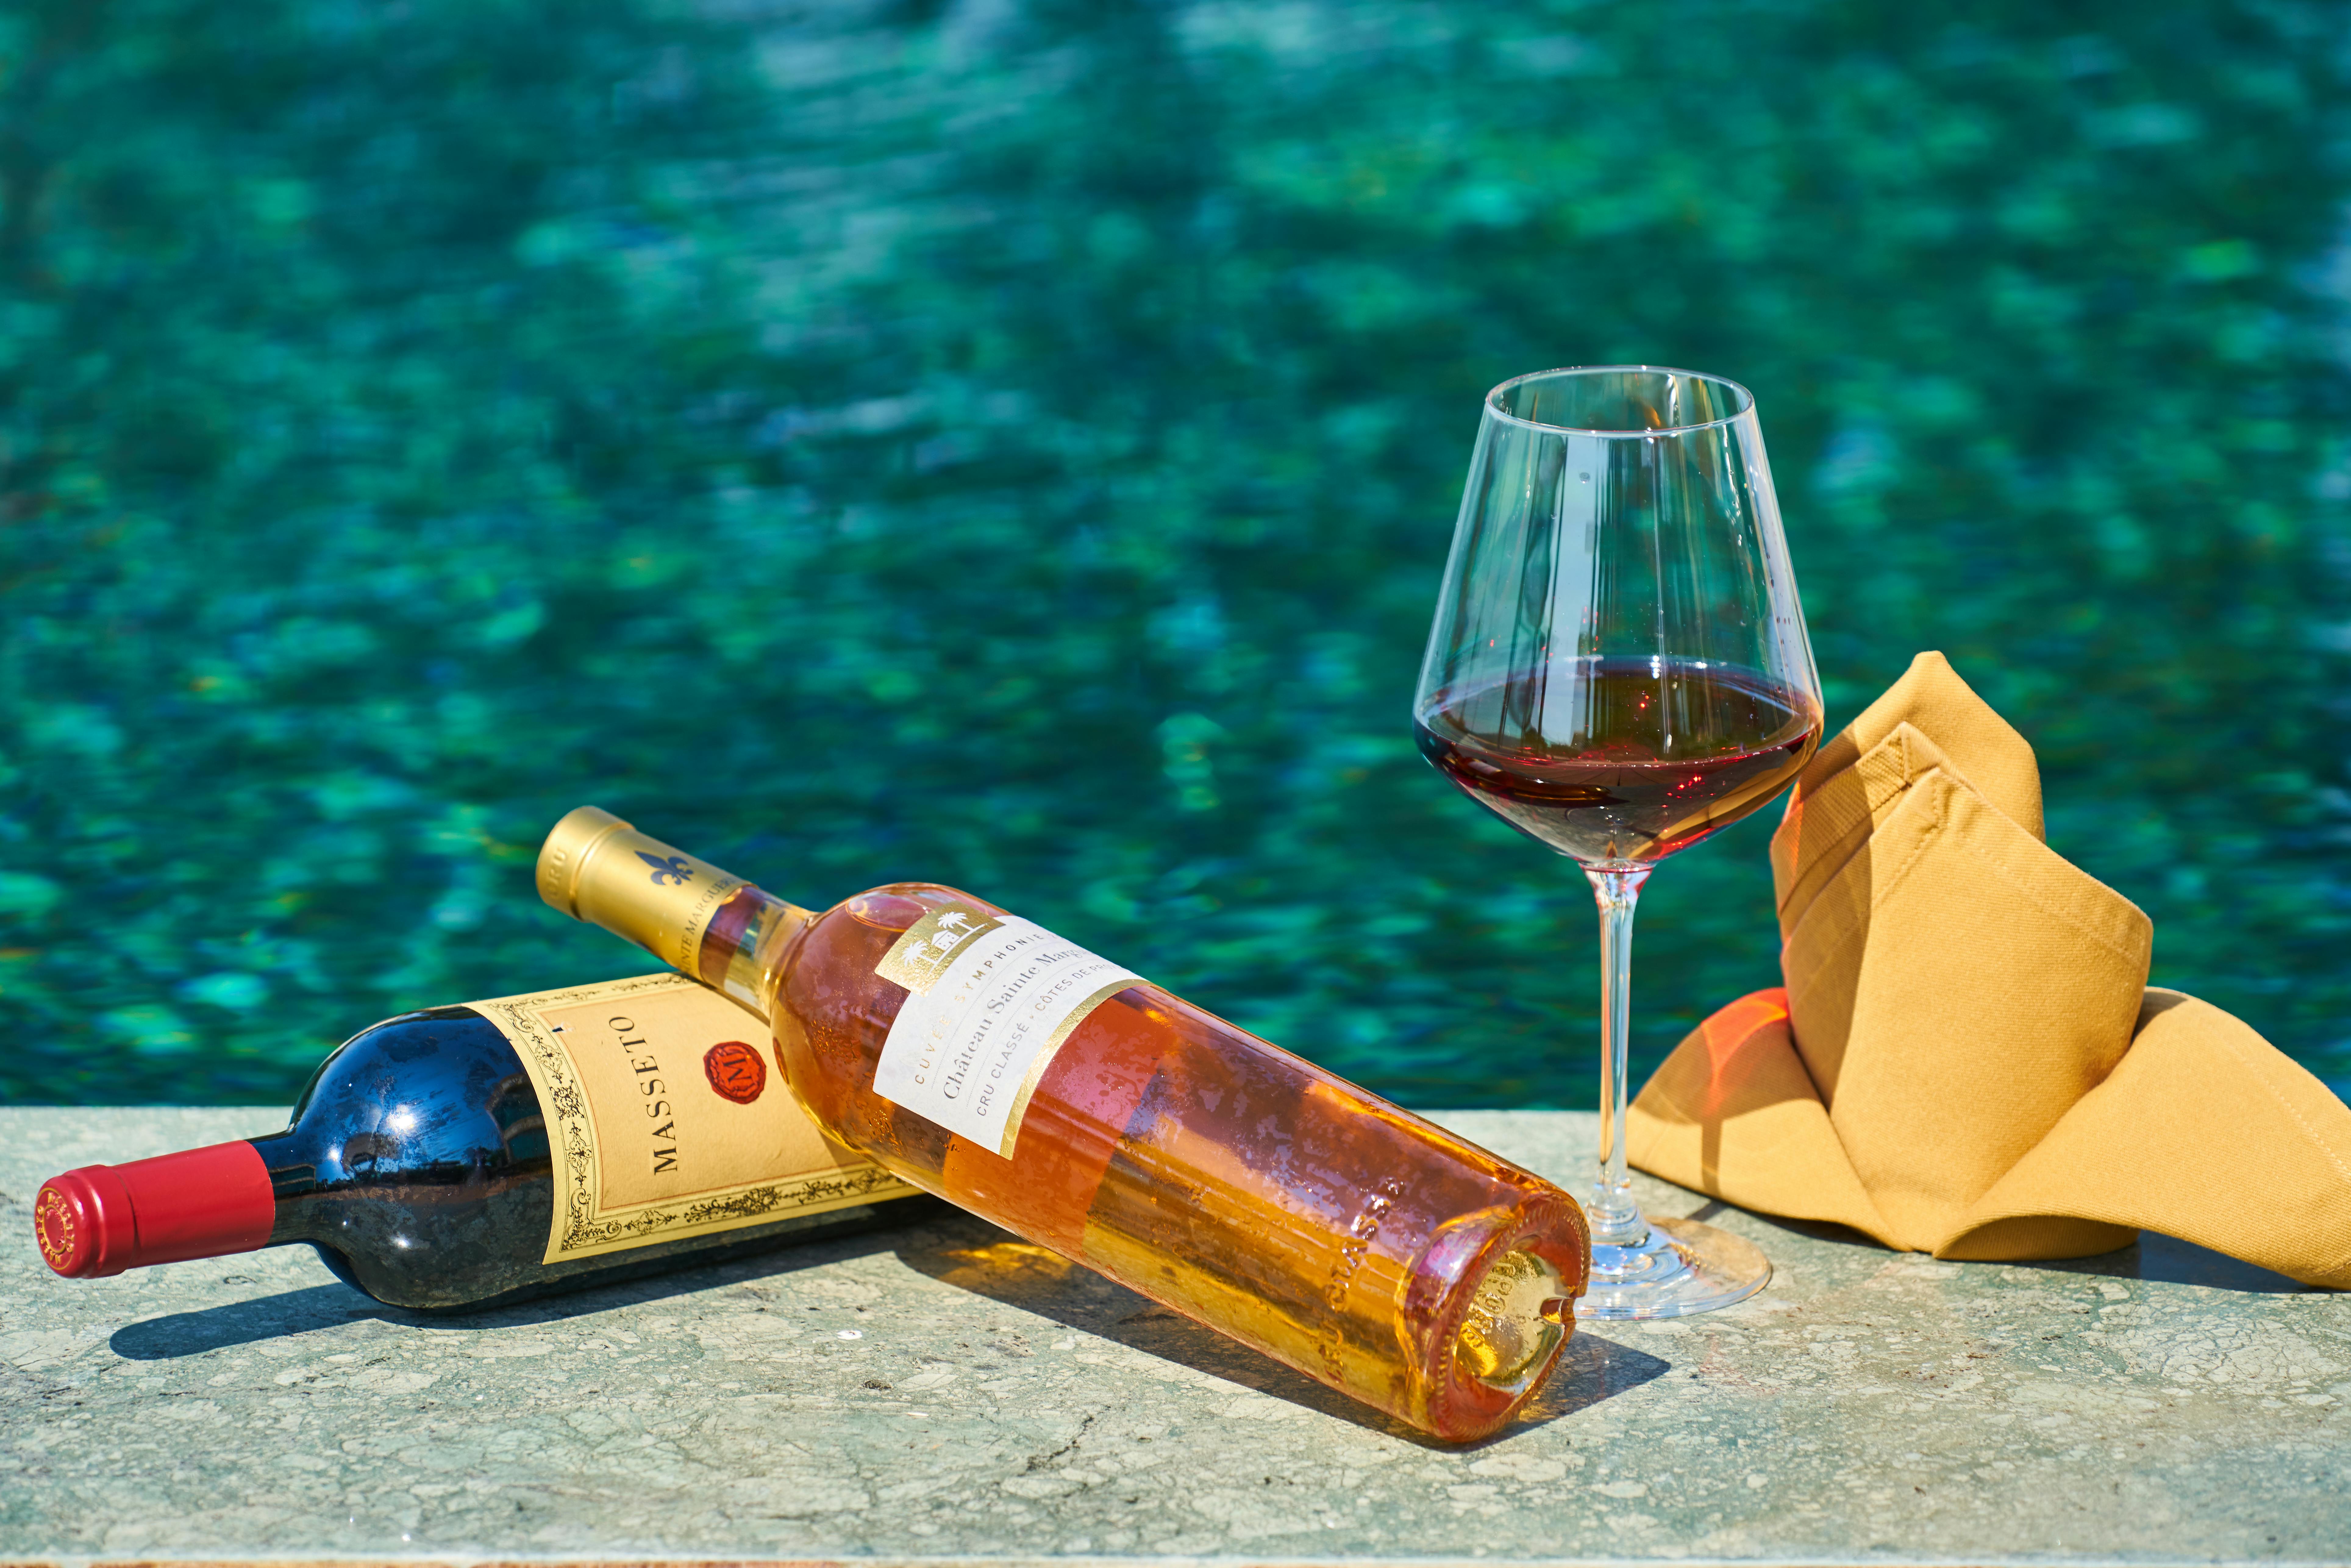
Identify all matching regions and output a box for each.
[537,807,1590,1441]
[35,975,922,1310]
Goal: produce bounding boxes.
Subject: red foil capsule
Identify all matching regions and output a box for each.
[36,1142,276,1278]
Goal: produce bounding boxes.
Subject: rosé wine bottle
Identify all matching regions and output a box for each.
[538,807,1589,1441]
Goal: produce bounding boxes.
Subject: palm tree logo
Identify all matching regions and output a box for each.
[908,911,978,975]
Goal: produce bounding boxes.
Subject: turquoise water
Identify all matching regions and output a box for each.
[2,2,2346,1109]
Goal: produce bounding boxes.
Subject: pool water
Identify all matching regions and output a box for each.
[1,1,2345,1109]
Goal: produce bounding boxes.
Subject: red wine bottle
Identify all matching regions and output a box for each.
[35,976,921,1310]
[1415,656,1824,864]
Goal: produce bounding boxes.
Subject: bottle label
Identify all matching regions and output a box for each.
[872,903,1142,1158]
[477,974,918,1263]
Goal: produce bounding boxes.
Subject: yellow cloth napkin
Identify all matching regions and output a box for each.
[1626,652,2351,1288]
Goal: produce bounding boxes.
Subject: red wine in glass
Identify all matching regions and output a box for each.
[1415,657,1823,866]
[1413,364,1825,1320]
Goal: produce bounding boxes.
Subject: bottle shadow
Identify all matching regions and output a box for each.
[107,1222,932,1361]
[110,1281,383,1360]
[111,1206,1676,1445]
[890,1213,1672,1448]
[1510,1329,1675,1423]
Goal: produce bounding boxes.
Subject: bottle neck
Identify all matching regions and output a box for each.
[36,1141,278,1278]
[536,806,809,1020]
[248,1125,334,1244]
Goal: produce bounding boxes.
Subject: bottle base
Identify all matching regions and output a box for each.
[1575,1215,1771,1320]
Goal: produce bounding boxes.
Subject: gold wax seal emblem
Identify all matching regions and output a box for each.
[35,1186,76,1271]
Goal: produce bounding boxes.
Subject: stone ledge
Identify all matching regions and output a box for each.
[2,1109,2342,1566]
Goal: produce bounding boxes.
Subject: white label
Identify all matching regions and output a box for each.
[872,910,1143,1158]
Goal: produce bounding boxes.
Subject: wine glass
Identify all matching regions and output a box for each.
[1413,366,1824,1319]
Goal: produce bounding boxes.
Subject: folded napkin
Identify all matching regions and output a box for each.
[1626,652,2351,1287]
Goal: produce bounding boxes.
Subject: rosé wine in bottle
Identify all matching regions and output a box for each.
[538,807,1589,1441]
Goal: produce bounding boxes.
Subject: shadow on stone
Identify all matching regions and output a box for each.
[2020,1232,2308,1294]
[110,1281,383,1359]
[109,1223,926,1360]
[1509,1331,1673,1423]
[1730,1211,2308,1295]
[893,1212,1666,1447]
[1753,1213,1894,1250]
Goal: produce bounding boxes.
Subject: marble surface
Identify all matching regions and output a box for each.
[1,1108,2343,1566]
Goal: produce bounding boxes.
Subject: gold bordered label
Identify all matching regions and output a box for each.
[475,974,916,1263]
[871,903,1143,1158]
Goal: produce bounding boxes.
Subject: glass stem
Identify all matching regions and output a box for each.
[1585,865,1652,1249]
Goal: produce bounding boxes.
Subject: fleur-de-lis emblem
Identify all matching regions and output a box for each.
[638,852,695,886]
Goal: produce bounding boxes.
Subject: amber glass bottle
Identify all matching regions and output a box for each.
[538,807,1588,1441]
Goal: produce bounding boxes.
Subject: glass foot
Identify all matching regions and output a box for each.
[1575,1214,1771,1320]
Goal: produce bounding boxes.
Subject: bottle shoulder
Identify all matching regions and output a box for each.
[268,1006,546,1190]
[824,883,1000,929]
[262,1004,558,1306]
